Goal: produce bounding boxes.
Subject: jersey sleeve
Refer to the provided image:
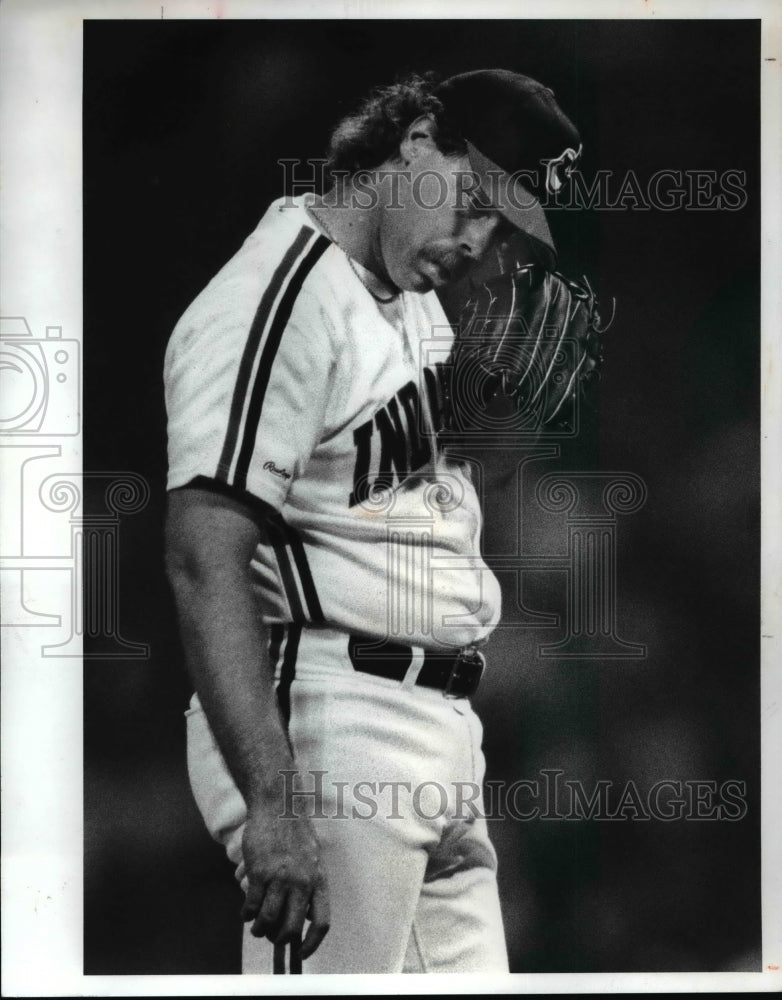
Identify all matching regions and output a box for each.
[165,251,335,514]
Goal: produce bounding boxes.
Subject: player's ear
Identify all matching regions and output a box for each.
[399,115,439,164]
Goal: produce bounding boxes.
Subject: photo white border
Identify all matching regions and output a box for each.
[1,0,779,994]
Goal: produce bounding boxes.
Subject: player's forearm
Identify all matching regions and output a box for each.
[168,560,295,809]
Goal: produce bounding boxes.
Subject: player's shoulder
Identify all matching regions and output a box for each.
[249,194,320,247]
[228,195,325,285]
[171,198,321,320]
[165,196,339,371]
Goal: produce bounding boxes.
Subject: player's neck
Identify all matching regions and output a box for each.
[307,180,395,290]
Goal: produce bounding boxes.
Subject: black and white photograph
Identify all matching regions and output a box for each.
[1,0,780,993]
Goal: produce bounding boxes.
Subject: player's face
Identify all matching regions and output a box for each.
[376,144,512,294]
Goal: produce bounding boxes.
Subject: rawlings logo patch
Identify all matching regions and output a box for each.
[263,460,292,481]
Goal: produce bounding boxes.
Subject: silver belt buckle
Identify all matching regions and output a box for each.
[443,646,485,699]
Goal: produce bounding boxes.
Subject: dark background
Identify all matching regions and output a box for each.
[84,19,760,974]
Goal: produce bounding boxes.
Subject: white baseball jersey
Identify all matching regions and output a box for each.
[165,194,501,650]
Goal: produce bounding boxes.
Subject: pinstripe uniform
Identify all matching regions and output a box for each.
[166,194,508,973]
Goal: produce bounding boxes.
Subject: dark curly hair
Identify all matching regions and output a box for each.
[325,72,468,182]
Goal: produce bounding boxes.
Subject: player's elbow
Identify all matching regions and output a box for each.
[164,527,249,617]
[164,519,211,596]
[164,484,265,592]
[164,530,202,589]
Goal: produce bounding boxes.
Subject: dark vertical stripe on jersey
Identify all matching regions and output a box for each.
[267,512,324,625]
[233,235,331,490]
[285,527,325,624]
[268,623,285,676]
[276,623,301,728]
[216,226,315,482]
[266,518,307,624]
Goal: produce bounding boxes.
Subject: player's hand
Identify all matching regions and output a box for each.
[238,802,331,959]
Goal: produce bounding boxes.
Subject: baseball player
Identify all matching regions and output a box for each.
[165,69,582,974]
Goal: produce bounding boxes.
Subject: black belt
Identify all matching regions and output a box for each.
[348,635,484,698]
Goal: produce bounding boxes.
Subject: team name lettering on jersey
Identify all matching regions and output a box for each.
[349,363,448,508]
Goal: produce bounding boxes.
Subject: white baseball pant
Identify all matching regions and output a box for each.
[185,625,509,974]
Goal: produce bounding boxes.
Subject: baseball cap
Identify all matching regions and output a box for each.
[434,69,582,268]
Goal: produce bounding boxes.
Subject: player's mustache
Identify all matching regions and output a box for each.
[424,251,471,280]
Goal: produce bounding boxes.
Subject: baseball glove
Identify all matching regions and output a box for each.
[442,263,607,444]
